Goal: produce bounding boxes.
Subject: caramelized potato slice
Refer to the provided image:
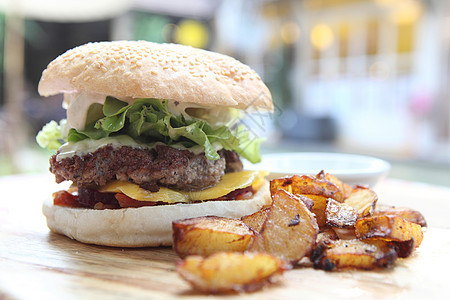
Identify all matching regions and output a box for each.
[248,190,319,263]
[342,183,355,200]
[364,238,416,259]
[310,238,398,271]
[344,186,378,218]
[316,228,338,243]
[270,175,344,202]
[389,239,416,258]
[326,198,358,228]
[270,175,344,228]
[173,216,255,258]
[355,215,423,247]
[241,206,271,233]
[316,171,353,199]
[176,252,288,294]
[332,227,357,240]
[241,193,315,234]
[296,194,315,211]
[374,205,427,227]
[305,195,328,227]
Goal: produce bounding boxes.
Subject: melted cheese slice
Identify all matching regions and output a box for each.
[98,170,267,203]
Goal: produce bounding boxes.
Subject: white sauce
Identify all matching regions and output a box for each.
[166,101,200,116]
[64,92,134,130]
[65,92,106,130]
[63,91,238,130]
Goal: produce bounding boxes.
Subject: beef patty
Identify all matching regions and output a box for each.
[50,145,243,192]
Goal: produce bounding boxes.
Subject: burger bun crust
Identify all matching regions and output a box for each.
[38,41,273,111]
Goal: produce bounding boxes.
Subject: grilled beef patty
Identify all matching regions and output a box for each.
[50,145,243,192]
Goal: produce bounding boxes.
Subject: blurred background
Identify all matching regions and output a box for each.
[0,0,448,186]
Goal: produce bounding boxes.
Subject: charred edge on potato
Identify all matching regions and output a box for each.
[288,214,300,227]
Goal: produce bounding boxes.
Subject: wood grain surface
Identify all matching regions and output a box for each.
[1,173,450,300]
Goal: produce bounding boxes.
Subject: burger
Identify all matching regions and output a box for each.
[36,41,273,247]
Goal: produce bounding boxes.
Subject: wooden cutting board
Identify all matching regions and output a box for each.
[1,174,450,299]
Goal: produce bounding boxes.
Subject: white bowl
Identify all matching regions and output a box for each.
[244,152,391,187]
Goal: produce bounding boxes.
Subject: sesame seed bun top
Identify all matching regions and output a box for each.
[38,41,273,111]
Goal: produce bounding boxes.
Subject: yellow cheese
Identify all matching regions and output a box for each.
[186,170,267,201]
[98,182,188,203]
[98,170,267,203]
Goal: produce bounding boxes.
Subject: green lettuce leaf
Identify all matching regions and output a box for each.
[41,97,262,163]
[36,120,65,150]
[234,125,263,163]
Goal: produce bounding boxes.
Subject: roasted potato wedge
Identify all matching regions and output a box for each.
[241,206,271,233]
[310,238,398,271]
[344,186,378,218]
[296,194,315,211]
[374,205,427,227]
[326,198,358,228]
[173,216,255,258]
[176,252,289,294]
[362,238,415,259]
[342,183,355,200]
[270,175,344,227]
[332,227,357,240]
[316,171,353,199]
[270,175,344,202]
[389,239,415,258]
[355,215,423,247]
[316,228,338,243]
[240,194,314,234]
[305,195,329,227]
[248,190,319,263]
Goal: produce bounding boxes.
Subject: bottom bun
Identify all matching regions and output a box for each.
[42,181,270,247]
